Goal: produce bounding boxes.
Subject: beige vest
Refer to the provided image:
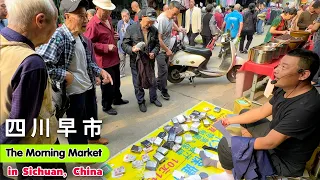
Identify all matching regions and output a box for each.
[0,34,57,144]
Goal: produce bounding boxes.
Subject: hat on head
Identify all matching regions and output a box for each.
[93,0,116,11]
[60,0,89,14]
[141,8,157,21]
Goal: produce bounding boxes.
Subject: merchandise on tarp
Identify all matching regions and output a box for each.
[102,101,236,180]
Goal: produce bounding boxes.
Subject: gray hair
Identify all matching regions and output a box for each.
[121,9,130,15]
[5,0,56,29]
[87,9,96,16]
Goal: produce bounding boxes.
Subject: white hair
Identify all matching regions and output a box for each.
[87,9,96,16]
[121,9,130,15]
[5,0,56,29]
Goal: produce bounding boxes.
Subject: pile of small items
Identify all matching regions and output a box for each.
[111,106,222,179]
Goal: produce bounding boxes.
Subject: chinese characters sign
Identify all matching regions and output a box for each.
[105,101,232,180]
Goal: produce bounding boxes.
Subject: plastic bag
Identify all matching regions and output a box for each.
[194,34,203,44]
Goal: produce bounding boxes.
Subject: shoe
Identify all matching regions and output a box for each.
[88,137,109,145]
[113,99,129,105]
[103,107,118,115]
[239,50,244,53]
[243,49,248,54]
[161,92,170,100]
[139,103,147,112]
[151,100,162,107]
[120,74,126,78]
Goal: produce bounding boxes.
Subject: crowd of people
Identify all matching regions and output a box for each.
[0,0,320,179]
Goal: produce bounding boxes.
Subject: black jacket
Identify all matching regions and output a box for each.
[121,23,160,68]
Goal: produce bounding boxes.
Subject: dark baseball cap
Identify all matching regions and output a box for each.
[60,0,89,14]
[248,3,255,10]
[141,8,157,21]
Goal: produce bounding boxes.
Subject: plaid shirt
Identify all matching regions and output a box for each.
[37,24,101,87]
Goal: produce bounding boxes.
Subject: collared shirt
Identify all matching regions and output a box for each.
[37,24,101,87]
[84,15,120,69]
[224,10,243,38]
[0,19,8,30]
[0,27,47,144]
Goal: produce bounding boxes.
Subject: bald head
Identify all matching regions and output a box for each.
[163,4,169,11]
[131,1,140,13]
[234,4,241,11]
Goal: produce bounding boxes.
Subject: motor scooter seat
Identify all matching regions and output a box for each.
[184,45,212,59]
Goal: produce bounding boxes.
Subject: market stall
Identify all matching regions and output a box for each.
[235,32,313,103]
[101,101,237,179]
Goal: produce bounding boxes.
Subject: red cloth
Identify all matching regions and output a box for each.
[134,14,139,22]
[239,58,281,80]
[214,12,224,29]
[84,15,120,69]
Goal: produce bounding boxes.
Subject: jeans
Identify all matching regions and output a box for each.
[66,88,100,144]
[239,31,254,51]
[257,20,264,35]
[202,35,212,48]
[131,63,157,104]
[101,64,122,110]
[156,52,169,94]
[187,28,199,46]
[218,109,293,176]
[119,52,129,76]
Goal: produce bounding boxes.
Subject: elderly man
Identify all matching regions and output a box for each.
[185,0,202,46]
[84,0,129,116]
[122,8,162,112]
[155,1,183,101]
[132,1,142,22]
[0,0,67,179]
[117,9,134,78]
[37,0,112,145]
[0,0,7,30]
[221,4,243,39]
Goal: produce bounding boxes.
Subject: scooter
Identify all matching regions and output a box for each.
[168,32,247,85]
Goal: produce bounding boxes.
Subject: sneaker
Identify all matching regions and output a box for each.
[243,49,248,54]
[120,74,126,78]
[139,103,147,112]
[151,99,162,107]
[161,92,170,100]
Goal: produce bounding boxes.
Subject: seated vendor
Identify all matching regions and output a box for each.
[264,7,297,43]
[200,49,320,180]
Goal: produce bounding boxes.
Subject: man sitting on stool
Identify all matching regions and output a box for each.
[200,49,320,180]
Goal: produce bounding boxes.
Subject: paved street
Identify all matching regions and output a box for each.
[77,30,271,158]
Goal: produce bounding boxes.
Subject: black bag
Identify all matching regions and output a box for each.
[52,81,70,119]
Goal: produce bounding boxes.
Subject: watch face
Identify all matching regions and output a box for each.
[131,145,142,153]
[157,132,167,139]
[141,140,152,148]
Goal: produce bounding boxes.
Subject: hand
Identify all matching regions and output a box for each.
[282,31,290,35]
[220,118,231,127]
[114,32,119,40]
[132,46,140,53]
[149,53,155,59]
[108,44,116,51]
[179,27,186,33]
[307,24,313,30]
[166,49,173,56]
[237,32,241,37]
[100,69,113,85]
[95,77,101,86]
[65,71,74,87]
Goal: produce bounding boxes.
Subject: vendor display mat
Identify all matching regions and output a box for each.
[105,101,233,179]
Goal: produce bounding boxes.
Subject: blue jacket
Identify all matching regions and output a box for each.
[117,19,134,54]
[231,136,275,180]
